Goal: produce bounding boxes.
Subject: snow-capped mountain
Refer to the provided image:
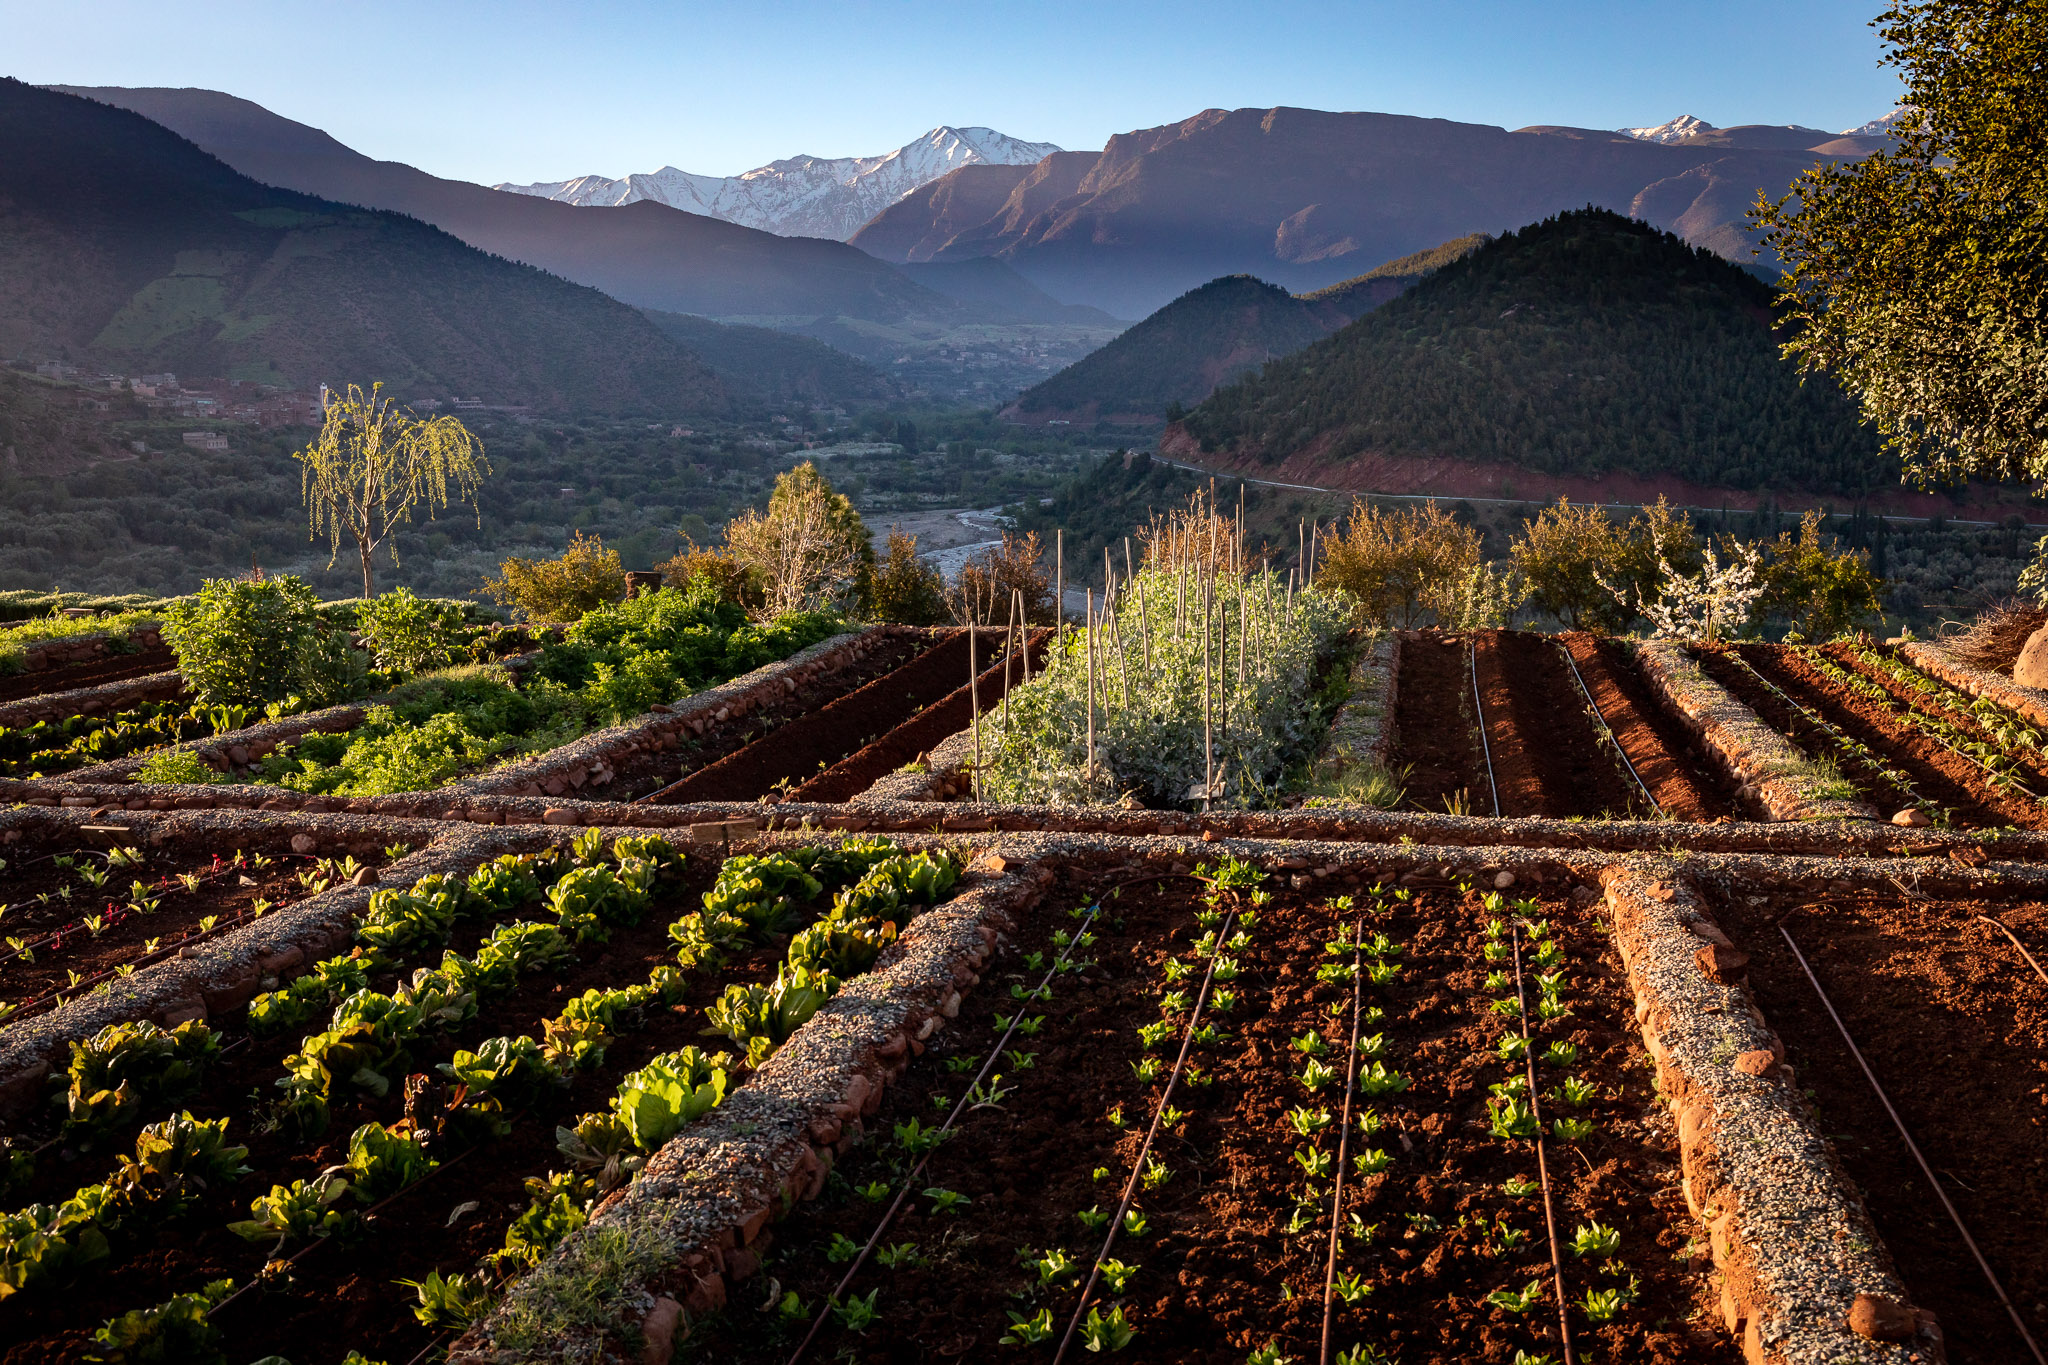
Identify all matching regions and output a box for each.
[1618,115,1716,144]
[497,126,1061,241]
[1840,107,1912,137]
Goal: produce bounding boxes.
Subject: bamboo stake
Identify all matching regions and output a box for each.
[1002,588,1019,750]
[969,621,981,801]
[1085,589,1096,785]
[1201,575,1214,811]
[1019,588,1032,685]
[1055,530,1064,636]
[1110,587,1132,708]
[1136,574,1154,674]
[1123,536,1134,586]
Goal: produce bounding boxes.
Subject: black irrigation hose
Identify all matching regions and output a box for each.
[1468,638,1501,818]
[1780,925,2047,1365]
[782,900,1110,1365]
[1512,928,1575,1365]
[1317,910,1368,1365]
[1716,648,1933,812]
[1554,641,1663,819]
[1051,905,1240,1365]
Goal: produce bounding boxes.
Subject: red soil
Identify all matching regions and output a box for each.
[1559,633,1737,822]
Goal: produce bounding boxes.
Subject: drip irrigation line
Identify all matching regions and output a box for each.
[1512,928,1575,1365]
[1779,926,2047,1365]
[1318,910,1369,1365]
[1555,641,1662,819]
[402,1332,451,1365]
[1468,638,1501,818]
[1717,649,1933,813]
[783,900,1109,1365]
[1975,916,2048,988]
[1052,906,1241,1365]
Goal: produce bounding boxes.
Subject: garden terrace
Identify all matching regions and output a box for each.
[0,818,979,1365]
[0,668,188,732]
[1701,879,2048,1364]
[0,621,172,701]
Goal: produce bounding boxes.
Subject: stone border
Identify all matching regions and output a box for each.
[1603,866,1940,1364]
[0,668,186,728]
[1902,640,2048,733]
[0,806,479,1119]
[56,702,369,784]
[1635,641,1877,822]
[1300,629,1398,799]
[446,625,893,799]
[2,621,163,675]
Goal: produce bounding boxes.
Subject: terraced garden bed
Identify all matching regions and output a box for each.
[0,829,967,1365]
[684,860,1727,1365]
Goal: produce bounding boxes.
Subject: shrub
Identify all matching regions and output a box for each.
[1511,496,1702,632]
[947,531,1052,626]
[723,462,872,617]
[133,749,225,786]
[1760,510,1886,640]
[868,528,948,625]
[160,576,336,705]
[482,530,626,624]
[653,539,756,608]
[1317,501,1480,629]
[358,587,467,673]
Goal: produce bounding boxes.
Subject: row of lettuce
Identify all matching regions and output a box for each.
[0,831,961,1363]
[3,573,842,796]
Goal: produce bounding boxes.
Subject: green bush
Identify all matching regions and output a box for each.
[357,587,468,673]
[160,577,337,706]
[132,749,226,787]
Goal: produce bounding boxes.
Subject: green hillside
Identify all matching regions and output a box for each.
[1181,209,1892,495]
[0,80,726,415]
[1003,276,1337,422]
[1302,233,1489,314]
[640,309,897,408]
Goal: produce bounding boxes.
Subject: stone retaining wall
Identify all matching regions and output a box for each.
[1636,641,1877,822]
[7,622,163,673]
[1603,866,1940,1364]
[0,668,186,728]
[57,703,369,784]
[1902,640,2048,733]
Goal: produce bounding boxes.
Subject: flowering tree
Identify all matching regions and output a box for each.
[1601,543,1766,643]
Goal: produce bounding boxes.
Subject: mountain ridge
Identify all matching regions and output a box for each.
[497,126,1061,241]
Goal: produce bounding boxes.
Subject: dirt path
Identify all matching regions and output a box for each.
[1389,631,1489,815]
[1473,629,1640,819]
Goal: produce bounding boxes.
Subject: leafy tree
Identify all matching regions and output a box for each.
[868,529,947,625]
[161,576,333,705]
[1316,501,1480,629]
[723,463,872,618]
[653,537,755,609]
[1760,510,1886,640]
[1511,496,1701,631]
[294,383,490,599]
[483,531,626,624]
[1753,1,2046,503]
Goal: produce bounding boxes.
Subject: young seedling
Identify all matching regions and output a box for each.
[1131,1057,1163,1083]
[893,1118,948,1155]
[1122,1209,1148,1238]
[874,1241,923,1269]
[859,1180,890,1203]
[1159,989,1191,1015]
[1542,1041,1579,1068]
[1497,1034,1530,1063]
[825,1232,861,1263]
[1292,1147,1336,1179]
[1356,1032,1387,1058]
[1137,1021,1174,1050]
[1352,1148,1392,1177]
[1189,1021,1227,1047]
[1580,1276,1640,1323]
[1099,1258,1140,1294]
[1159,1104,1189,1129]
[1332,1270,1374,1305]
[1354,1109,1384,1137]
[1183,1063,1214,1089]
[1161,958,1191,983]
[1079,1305,1135,1352]
[1355,1063,1409,1098]
[1571,1221,1621,1258]
[945,1055,977,1074]
[1287,1106,1332,1136]
[1485,1279,1546,1314]
[924,1187,971,1214]
[1556,1076,1596,1107]
[1076,1205,1111,1231]
[1502,1175,1540,1198]
[1212,955,1240,981]
[1106,1105,1126,1129]
[1552,1116,1595,1141]
[1489,1098,1541,1140]
[1247,1344,1292,1365]
[1141,1158,1173,1190]
[831,1288,880,1332]
[1298,1057,1337,1092]
[1485,970,1512,993]
[1092,1167,1110,1182]
[1335,1347,1396,1365]
[1002,1308,1056,1344]
[1211,988,1239,1013]
[1032,1249,1078,1286]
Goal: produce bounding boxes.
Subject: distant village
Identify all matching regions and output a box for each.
[11,358,325,455]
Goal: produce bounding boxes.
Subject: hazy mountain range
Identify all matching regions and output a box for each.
[497,126,1061,241]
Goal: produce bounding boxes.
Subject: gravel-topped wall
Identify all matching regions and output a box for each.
[1636,641,1878,823]
[57,702,369,785]
[5,622,163,673]
[0,668,186,728]
[0,807,476,1119]
[1602,866,1941,1364]
[1901,640,2048,732]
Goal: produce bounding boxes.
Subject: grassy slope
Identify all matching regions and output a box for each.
[1182,208,1892,496]
[0,81,727,416]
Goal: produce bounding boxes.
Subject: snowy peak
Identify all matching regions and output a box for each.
[496,126,1061,241]
[1618,114,1717,144]
[1840,107,1913,137]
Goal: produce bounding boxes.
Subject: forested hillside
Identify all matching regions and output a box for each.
[1180,209,1893,496]
[0,81,727,415]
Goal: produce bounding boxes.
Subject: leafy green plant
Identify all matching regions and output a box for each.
[1489,1098,1541,1140]
[358,587,467,673]
[1571,1221,1621,1258]
[1485,1279,1545,1314]
[85,1277,233,1364]
[924,1187,971,1215]
[398,1269,492,1329]
[1581,1276,1640,1323]
[1332,1270,1374,1305]
[1002,1308,1055,1344]
[1247,1343,1292,1365]
[1,1185,115,1299]
[611,1048,730,1151]
[1552,1116,1595,1141]
[229,1173,353,1246]
[105,1113,249,1217]
[63,1019,219,1138]
[162,576,338,706]
[1079,1303,1135,1352]
[345,1122,437,1202]
[831,1288,880,1333]
[438,1035,566,1110]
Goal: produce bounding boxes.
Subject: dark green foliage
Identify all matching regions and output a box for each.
[1184,209,1893,497]
[160,577,337,707]
[639,309,896,408]
[85,1277,233,1364]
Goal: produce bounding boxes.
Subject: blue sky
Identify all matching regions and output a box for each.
[7,0,1903,182]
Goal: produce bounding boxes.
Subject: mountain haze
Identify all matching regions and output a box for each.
[498,127,1061,241]
[850,106,1882,317]
[52,85,971,326]
[0,80,727,414]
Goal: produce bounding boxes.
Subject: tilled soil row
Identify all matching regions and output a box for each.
[1389,631,1489,815]
[679,868,1729,1365]
[1826,642,2048,792]
[1732,645,2039,830]
[1710,886,2048,1365]
[1473,629,1642,819]
[1560,633,1739,822]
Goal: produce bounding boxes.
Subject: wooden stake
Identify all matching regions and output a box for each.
[1202,575,1214,811]
[1084,589,1096,785]
[1136,573,1154,673]
[1055,530,1064,636]
[969,622,981,801]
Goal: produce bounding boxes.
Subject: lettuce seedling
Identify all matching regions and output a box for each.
[399,1270,492,1329]
[1496,1035,1530,1063]
[1483,940,1509,962]
[1542,1041,1579,1068]
[1336,1346,1396,1365]
[1571,1221,1621,1258]
[1158,990,1190,1016]
[945,1055,976,1073]
[1247,1343,1291,1365]
[1355,1109,1384,1136]
[1099,1258,1139,1294]
[1141,1158,1172,1190]
[1160,1104,1189,1129]
[1211,956,1240,982]
[1131,1057,1163,1083]
[1353,1148,1392,1177]
[228,1173,351,1245]
[1356,1033,1387,1058]
[1005,1049,1037,1070]
[924,1187,970,1214]
[1489,1098,1541,1140]
[1122,1209,1148,1237]
[1076,1205,1111,1231]
[1553,1116,1594,1141]
[874,1241,923,1269]
[1332,1270,1374,1305]
[1211,989,1238,1013]
[1079,1305,1134,1352]
[1290,1030,1329,1056]
[1485,970,1512,993]
[1557,1077,1596,1107]
[1032,1248,1078,1286]
[1287,1107,1332,1136]
[825,1232,861,1263]
[1183,1063,1214,1088]
[831,1288,880,1332]
[1137,1021,1173,1050]
[1297,1058,1336,1092]
[859,1180,890,1203]
[1580,1276,1639,1323]
[1190,1022,1228,1046]
[1356,1063,1410,1098]
[1292,1148,1335,1179]
[1502,1175,1540,1198]
[1002,1308,1055,1344]
[1485,1279,1545,1314]
[892,1118,948,1155]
